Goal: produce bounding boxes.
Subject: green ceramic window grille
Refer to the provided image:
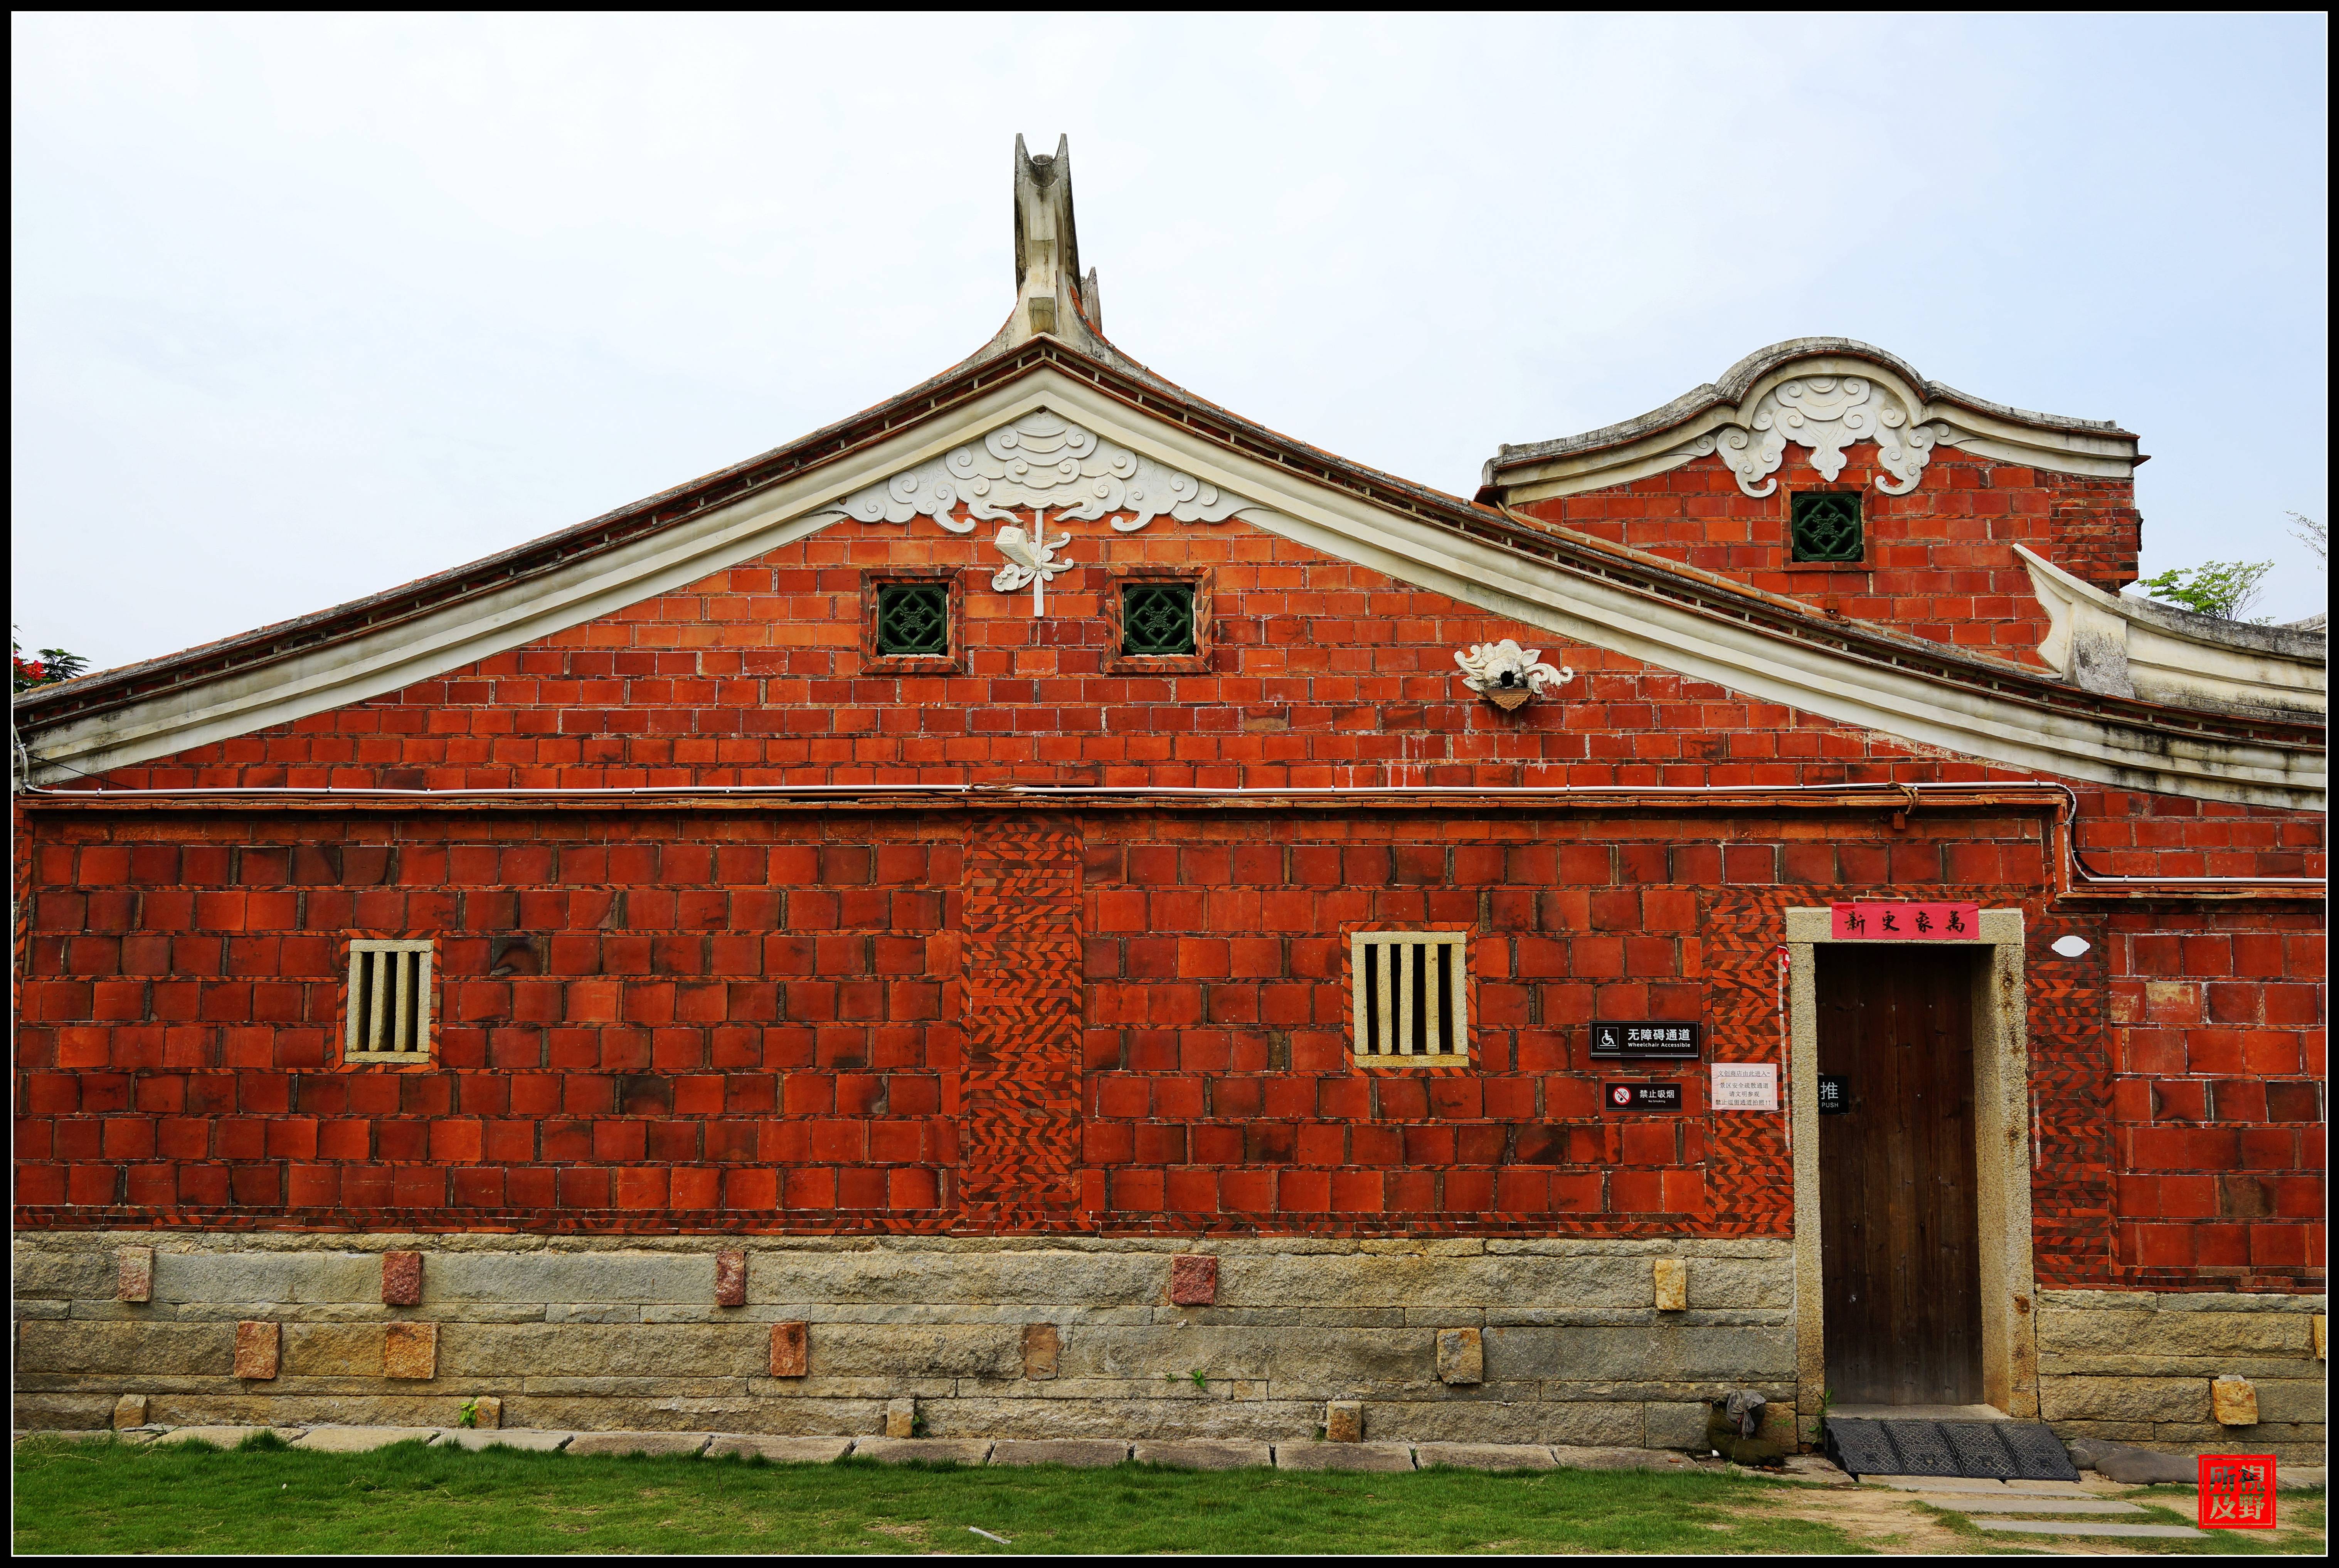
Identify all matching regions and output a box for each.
[1121,582,1196,655]
[875,583,950,656]
[1790,492,1864,563]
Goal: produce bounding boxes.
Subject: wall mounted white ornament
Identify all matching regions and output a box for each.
[990,520,1072,615]
[1454,640,1573,710]
[1711,376,1950,499]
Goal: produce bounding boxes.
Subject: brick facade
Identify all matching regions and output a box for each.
[14,506,2323,1294]
[1516,444,2141,667]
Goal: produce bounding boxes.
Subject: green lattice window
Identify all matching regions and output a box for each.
[875,582,950,656]
[1790,492,1864,563]
[1121,582,1196,655]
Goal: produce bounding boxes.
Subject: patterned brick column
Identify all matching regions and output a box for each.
[958,815,1085,1227]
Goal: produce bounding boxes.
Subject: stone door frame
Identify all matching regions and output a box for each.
[1785,906,2039,1431]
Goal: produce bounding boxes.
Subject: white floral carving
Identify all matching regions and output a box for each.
[838,410,1247,534]
[990,519,1072,616]
[1454,639,1573,702]
[1710,376,1950,498]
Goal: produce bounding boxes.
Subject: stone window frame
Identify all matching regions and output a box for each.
[1102,565,1213,676]
[342,937,438,1065]
[860,569,967,677]
[1345,927,1474,1070]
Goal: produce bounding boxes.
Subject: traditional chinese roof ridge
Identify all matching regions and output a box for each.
[1481,336,2139,486]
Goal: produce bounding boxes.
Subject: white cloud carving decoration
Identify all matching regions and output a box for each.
[838,411,1248,534]
[1709,376,1951,498]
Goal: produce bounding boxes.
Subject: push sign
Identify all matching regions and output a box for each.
[1591,1022,1701,1060]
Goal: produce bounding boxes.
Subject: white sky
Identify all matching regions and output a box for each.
[12,13,2329,671]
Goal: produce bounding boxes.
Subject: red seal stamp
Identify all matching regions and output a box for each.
[2197,1455,2276,1530]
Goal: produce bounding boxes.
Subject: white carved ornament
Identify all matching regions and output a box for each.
[834,411,1247,613]
[1454,639,1573,705]
[1675,375,1954,499]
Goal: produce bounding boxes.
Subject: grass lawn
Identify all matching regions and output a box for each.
[13,1433,1863,1556]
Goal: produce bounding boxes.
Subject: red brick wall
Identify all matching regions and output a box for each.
[13,803,2322,1289]
[2107,906,2328,1280]
[1516,446,2141,668]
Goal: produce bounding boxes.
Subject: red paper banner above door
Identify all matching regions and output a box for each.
[1829,901,1983,940]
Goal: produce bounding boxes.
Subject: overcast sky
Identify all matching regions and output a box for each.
[12,13,2329,671]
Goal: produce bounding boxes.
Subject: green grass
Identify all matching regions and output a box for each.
[13,1433,1866,1556]
[1912,1485,2326,1557]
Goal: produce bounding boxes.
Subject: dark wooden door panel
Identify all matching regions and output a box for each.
[1817,944,1982,1406]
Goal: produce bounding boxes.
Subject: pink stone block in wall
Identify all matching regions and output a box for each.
[118,1247,153,1304]
[770,1321,808,1378]
[1169,1254,1217,1306]
[381,1250,424,1307]
[716,1249,747,1308]
[234,1321,279,1381]
[384,1321,438,1380]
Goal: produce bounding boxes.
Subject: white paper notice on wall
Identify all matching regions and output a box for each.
[1711,1062,1780,1111]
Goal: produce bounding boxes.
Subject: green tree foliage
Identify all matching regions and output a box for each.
[2137,560,2275,622]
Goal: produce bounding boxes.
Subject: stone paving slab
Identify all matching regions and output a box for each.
[1274,1443,1417,1473]
[1415,1443,1557,1471]
[15,1430,153,1445]
[1549,1444,1697,1473]
[988,1440,1132,1468]
[1130,1440,1273,1471]
[432,1428,573,1452]
[564,1431,712,1457]
[151,1427,305,1448]
[1975,1519,2205,1539]
[1924,1497,2145,1516]
[705,1436,854,1463]
[850,1438,994,1466]
[289,1427,439,1453]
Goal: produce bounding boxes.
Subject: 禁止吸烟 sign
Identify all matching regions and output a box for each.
[1830,902,1981,940]
[1590,1022,1701,1060]
[1605,1082,1683,1112]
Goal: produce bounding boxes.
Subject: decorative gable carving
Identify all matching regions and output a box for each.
[1700,374,1944,498]
[838,411,1248,534]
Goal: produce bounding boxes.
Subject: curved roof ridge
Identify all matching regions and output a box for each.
[1489,336,2135,474]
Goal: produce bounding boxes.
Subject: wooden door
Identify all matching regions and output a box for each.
[1817,944,1983,1406]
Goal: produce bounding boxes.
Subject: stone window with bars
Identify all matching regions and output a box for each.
[875,582,951,656]
[1348,930,1471,1065]
[344,939,435,1062]
[1119,581,1196,655]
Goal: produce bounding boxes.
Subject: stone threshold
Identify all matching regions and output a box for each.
[17,1427,1772,1475]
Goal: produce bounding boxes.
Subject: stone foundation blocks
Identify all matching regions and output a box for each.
[1435,1328,1482,1386]
[381,1251,424,1307]
[884,1397,917,1440]
[1022,1323,1060,1380]
[113,1394,148,1430]
[566,1431,711,1457]
[715,1250,747,1309]
[116,1248,153,1304]
[990,1439,1130,1467]
[233,1322,279,1381]
[2212,1375,2259,1427]
[462,1395,503,1430]
[1277,1442,1413,1472]
[384,1322,438,1381]
[770,1321,809,1378]
[1653,1259,1687,1312]
[1324,1400,1363,1443]
[1169,1255,1217,1307]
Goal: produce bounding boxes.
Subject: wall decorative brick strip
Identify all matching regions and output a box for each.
[957,816,1085,1228]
